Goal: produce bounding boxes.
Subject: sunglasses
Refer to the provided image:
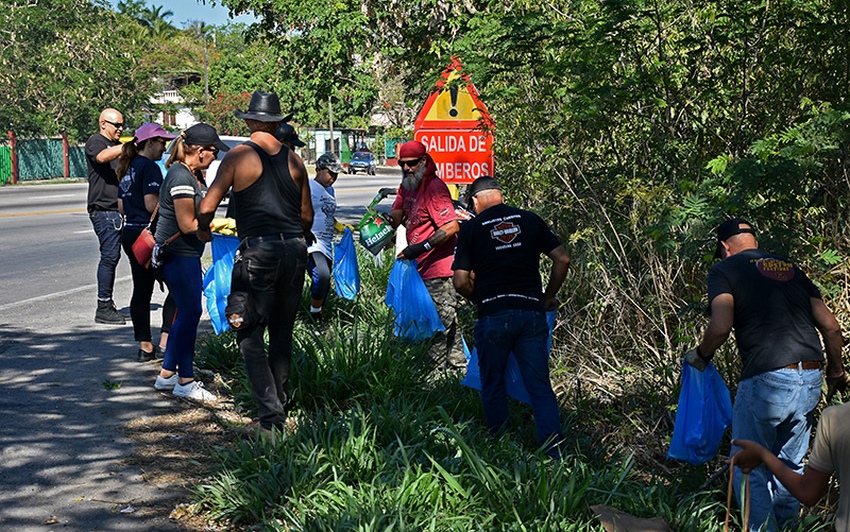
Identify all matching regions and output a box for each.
[104,120,125,129]
[398,157,424,169]
[202,146,219,157]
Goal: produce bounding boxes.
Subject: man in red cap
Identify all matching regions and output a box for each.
[389,140,465,375]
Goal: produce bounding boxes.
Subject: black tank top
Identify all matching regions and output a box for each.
[233,141,303,238]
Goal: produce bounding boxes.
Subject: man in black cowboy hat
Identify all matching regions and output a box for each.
[199,90,313,436]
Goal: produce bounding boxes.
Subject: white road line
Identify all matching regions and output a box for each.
[0,275,132,311]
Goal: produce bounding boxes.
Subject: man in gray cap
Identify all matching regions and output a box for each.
[452,176,570,458]
[198,90,313,436]
[305,152,345,322]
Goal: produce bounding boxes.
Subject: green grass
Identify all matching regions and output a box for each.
[189,245,834,531]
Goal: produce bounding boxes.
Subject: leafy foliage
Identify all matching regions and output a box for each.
[0,0,157,140]
[197,91,253,136]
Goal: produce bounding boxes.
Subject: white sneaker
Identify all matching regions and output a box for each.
[154,374,178,390]
[172,380,217,402]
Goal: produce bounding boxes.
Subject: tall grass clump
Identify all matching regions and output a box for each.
[191,243,835,531]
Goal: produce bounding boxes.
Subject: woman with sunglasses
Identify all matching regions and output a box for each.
[117,123,177,363]
[152,123,229,402]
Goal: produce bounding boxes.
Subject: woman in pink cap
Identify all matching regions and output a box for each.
[117,123,177,362]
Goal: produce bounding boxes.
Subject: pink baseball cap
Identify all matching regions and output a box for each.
[134,123,176,145]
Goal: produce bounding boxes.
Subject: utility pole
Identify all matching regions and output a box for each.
[200,25,214,106]
[203,40,209,106]
[328,94,335,156]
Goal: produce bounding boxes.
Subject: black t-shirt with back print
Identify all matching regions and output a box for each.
[707,248,824,380]
[452,203,561,316]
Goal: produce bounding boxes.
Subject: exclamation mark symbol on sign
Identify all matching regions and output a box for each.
[449,86,459,117]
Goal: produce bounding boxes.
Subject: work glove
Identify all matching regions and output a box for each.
[826,372,850,401]
[401,241,429,260]
[378,187,396,201]
[685,347,707,372]
[334,220,355,233]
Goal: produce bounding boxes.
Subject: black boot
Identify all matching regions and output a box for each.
[95,300,126,325]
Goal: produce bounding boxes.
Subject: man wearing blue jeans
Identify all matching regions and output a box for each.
[452,176,570,457]
[199,91,313,435]
[85,108,127,324]
[686,218,846,531]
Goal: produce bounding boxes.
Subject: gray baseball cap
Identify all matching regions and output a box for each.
[316,153,344,174]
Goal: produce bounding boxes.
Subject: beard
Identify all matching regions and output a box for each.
[401,162,427,191]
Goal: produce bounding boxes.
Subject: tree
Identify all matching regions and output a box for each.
[0,0,157,140]
[142,5,176,39]
[116,0,146,21]
[216,0,471,127]
[198,91,252,136]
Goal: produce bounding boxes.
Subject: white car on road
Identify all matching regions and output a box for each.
[157,135,249,188]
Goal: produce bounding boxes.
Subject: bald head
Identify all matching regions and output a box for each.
[719,222,758,259]
[471,188,504,215]
[99,108,124,141]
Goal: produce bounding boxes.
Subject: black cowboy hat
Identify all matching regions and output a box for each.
[234,91,292,122]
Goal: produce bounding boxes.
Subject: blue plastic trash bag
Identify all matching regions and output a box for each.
[203,234,240,335]
[384,259,445,342]
[667,359,733,464]
[333,227,360,300]
[462,311,557,405]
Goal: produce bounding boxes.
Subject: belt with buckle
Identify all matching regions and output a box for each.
[782,361,823,371]
[241,233,302,249]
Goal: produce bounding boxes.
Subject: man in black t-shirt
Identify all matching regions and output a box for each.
[686,218,848,531]
[85,108,126,325]
[452,176,571,457]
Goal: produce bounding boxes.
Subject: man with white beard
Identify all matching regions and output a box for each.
[388,140,465,376]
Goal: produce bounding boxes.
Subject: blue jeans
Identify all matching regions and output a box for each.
[89,210,123,300]
[731,366,822,531]
[232,238,307,429]
[474,309,563,452]
[161,255,203,379]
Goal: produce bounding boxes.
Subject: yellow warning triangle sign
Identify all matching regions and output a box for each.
[423,72,483,122]
[414,57,495,130]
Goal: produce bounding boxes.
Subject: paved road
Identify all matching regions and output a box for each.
[0,170,400,308]
[0,170,400,530]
